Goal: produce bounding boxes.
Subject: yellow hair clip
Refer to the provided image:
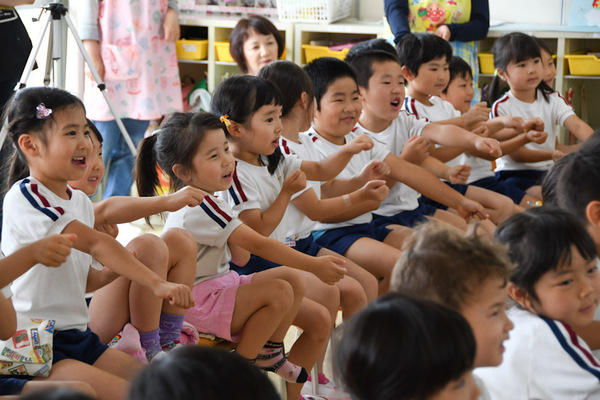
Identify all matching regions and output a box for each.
[220,114,231,127]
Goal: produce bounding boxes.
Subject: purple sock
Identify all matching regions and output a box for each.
[159,313,185,346]
[139,329,162,360]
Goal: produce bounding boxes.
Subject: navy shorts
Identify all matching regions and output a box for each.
[312,222,392,255]
[230,236,322,275]
[495,169,546,191]
[470,176,526,204]
[419,182,469,211]
[372,201,438,229]
[0,376,31,396]
[52,328,108,365]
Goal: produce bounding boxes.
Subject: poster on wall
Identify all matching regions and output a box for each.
[568,0,600,27]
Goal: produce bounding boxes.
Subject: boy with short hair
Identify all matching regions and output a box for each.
[303,57,494,293]
[390,221,514,398]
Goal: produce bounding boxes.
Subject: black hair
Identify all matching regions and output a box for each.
[135,112,226,223]
[442,56,473,94]
[229,15,284,74]
[539,152,575,208]
[129,346,279,400]
[488,32,552,103]
[347,50,402,90]
[86,118,103,144]
[396,32,453,77]
[345,38,397,64]
[303,57,358,111]
[495,207,597,301]
[554,149,600,226]
[334,292,476,400]
[3,86,85,189]
[210,75,284,174]
[258,60,314,118]
[534,36,553,58]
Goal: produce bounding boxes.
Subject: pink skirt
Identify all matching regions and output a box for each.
[184,271,253,342]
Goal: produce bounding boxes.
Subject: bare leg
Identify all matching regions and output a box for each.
[24,380,96,397]
[160,228,197,317]
[464,185,515,224]
[526,185,542,201]
[344,237,402,295]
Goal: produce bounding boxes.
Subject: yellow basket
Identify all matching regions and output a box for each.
[176,39,208,60]
[302,44,350,63]
[565,51,600,76]
[478,52,495,74]
[214,41,235,63]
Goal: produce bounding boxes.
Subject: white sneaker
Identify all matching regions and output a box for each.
[301,373,350,400]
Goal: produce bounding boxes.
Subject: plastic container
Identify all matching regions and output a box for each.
[276,0,352,23]
[176,39,208,60]
[302,44,350,63]
[478,52,495,74]
[214,41,235,62]
[565,51,600,76]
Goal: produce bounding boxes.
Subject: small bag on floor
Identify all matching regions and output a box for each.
[0,317,54,377]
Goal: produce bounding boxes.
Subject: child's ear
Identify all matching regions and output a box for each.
[497,68,508,82]
[358,85,367,102]
[401,65,415,82]
[507,282,533,311]
[172,163,191,182]
[226,121,243,139]
[297,92,309,110]
[585,200,600,228]
[18,134,39,156]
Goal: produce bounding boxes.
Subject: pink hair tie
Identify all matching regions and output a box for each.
[35,103,53,120]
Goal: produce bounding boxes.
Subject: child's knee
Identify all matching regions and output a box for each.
[340,279,368,310]
[269,279,295,311]
[305,305,333,341]
[162,228,197,255]
[126,233,169,271]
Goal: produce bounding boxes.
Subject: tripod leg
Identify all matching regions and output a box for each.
[63,11,137,156]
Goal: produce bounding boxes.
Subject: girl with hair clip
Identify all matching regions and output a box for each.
[66,121,205,362]
[135,112,348,400]
[488,32,593,195]
[259,60,390,397]
[0,86,193,400]
[334,292,480,400]
[211,75,376,400]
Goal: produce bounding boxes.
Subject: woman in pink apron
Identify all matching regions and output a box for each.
[79,0,183,198]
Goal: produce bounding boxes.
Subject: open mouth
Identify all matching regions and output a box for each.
[72,157,87,167]
[88,176,99,184]
[391,99,400,108]
[223,171,233,179]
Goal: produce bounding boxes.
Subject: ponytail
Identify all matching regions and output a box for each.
[135,134,161,199]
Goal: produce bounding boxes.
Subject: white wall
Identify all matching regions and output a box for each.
[489,0,567,25]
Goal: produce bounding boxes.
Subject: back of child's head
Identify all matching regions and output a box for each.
[303,57,357,111]
[129,345,279,400]
[554,149,600,226]
[539,152,575,208]
[210,75,283,129]
[391,222,511,311]
[442,56,473,95]
[395,32,452,77]
[334,292,476,400]
[347,50,402,90]
[229,15,284,74]
[136,112,226,198]
[3,86,85,188]
[258,60,314,118]
[345,38,397,64]
[495,207,597,301]
[488,32,551,103]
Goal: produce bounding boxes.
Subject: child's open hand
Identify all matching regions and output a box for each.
[35,234,77,267]
[165,186,206,211]
[311,256,347,285]
[360,180,390,202]
[456,198,489,223]
[447,164,471,184]
[526,130,548,144]
[359,160,390,182]
[282,169,307,195]
[345,134,374,154]
[462,102,490,130]
[400,136,429,164]
[475,137,502,158]
[153,281,195,309]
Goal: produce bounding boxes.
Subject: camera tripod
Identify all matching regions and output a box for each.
[0,2,136,156]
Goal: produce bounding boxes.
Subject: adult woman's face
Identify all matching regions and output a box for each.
[242,29,279,76]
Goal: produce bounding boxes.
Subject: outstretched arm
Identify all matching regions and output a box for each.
[422,123,501,158]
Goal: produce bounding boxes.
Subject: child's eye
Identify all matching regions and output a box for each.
[454,379,465,389]
[558,279,573,286]
[98,152,103,157]
[588,266,598,274]
[382,81,391,85]
[266,117,274,123]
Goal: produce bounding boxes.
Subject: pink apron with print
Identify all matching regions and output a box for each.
[84,0,183,121]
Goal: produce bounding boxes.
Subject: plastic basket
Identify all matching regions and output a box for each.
[176,39,208,60]
[302,44,349,63]
[276,0,352,23]
[565,51,600,76]
[478,52,494,74]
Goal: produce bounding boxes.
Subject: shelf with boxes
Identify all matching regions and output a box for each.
[478,25,600,135]
[177,13,294,92]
